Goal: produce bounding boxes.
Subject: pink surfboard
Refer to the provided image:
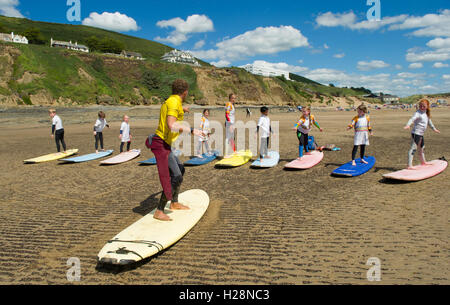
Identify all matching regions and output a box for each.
[100,149,141,165]
[285,151,324,170]
[383,160,447,181]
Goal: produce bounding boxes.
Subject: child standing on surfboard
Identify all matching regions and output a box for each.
[404,99,440,169]
[257,106,273,160]
[292,106,323,160]
[196,109,212,158]
[49,109,67,153]
[94,111,110,153]
[119,115,132,153]
[347,104,373,166]
[224,94,237,158]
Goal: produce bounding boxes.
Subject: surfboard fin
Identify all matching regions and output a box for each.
[439,156,447,161]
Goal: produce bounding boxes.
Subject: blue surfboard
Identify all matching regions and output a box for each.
[60,150,114,163]
[332,156,376,177]
[251,151,280,168]
[139,150,182,165]
[184,152,219,166]
[139,157,157,165]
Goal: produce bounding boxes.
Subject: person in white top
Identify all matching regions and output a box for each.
[119,115,132,153]
[196,109,212,158]
[257,106,273,159]
[347,104,373,166]
[404,99,440,169]
[48,109,67,153]
[224,94,237,158]
[93,111,110,153]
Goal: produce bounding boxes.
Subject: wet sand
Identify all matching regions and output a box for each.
[0,106,449,284]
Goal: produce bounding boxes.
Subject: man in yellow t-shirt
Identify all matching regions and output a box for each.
[148,79,204,221]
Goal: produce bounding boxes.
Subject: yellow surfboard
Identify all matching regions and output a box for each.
[215,150,253,168]
[24,149,79,164]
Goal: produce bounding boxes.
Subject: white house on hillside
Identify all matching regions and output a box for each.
[161,50,200,66]
[50,38,89,53]
[0,32,28,44]
[240,63,290,80]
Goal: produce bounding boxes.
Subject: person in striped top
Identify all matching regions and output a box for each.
[196,109,212,158]
[292,106,323,160]
[224,94,236,158]
[347,104,373,166]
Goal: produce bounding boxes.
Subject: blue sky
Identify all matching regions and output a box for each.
[2,0,450,96]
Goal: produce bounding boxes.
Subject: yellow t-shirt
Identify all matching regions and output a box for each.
[155,95,184,146]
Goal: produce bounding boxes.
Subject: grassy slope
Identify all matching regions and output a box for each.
[1,15,206,104]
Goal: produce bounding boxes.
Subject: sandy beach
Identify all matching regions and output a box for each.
[0,106,448,285]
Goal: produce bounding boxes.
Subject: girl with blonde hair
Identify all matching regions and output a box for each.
[404,99,441,169]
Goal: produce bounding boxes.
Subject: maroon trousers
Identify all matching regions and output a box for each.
[149,136,173,201]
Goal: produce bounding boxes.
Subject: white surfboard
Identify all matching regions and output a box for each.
[97,189,209,265]
[100,149,140,165]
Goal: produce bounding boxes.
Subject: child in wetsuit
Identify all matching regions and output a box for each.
[292,106,323,160]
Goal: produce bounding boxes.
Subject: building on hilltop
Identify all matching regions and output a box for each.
[121,50,144,60]
[0,32,28,44]
[239,63,290,80]
[50,38,89,53]
[363,93,400,104]
[161,50,200,66]
[380,93,400,104]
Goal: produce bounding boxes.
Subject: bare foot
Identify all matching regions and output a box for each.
[352,161,357,166]
[297,157,303,161]
[407,166,417,170]
[361,159,369,164]
[170,202,190,210]
[153,210,172,221]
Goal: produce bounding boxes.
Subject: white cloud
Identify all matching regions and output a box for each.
[409,63,423,69]
[420,85,439,92]
[82,12,139,32]
[193,40,205,49]
[406,49,450,62]
[249,60,309,74]
[315,10,450,38]
[0,0,23,18]
[315,11,357,28]
[433,62,449,68]
[191,25,309,63]
[426,37,450,49]
[397,72,427,79]
[323,43,330,49]
[155,14,214,46]
[211,60,231,67]
[357,60,390,71]
[303,68,444,97]
[442,74,450,80]
[395,64,403,70]
[333,53,345,59]
[351,15,409,30]
[389,9,450,37]
[315,11,408,31]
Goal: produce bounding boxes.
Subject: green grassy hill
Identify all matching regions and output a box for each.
[0,15,173,62]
